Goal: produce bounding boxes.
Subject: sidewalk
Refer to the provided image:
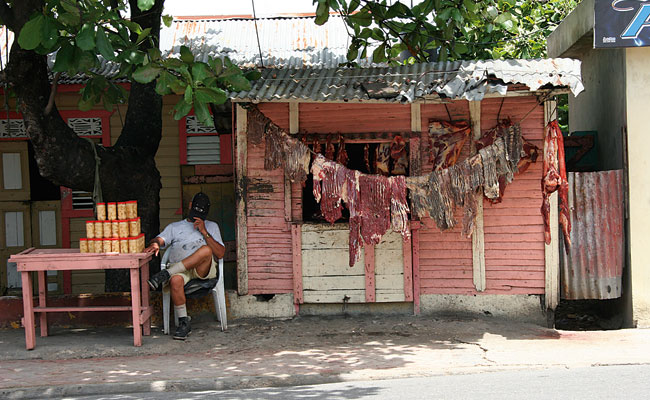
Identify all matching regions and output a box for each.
[2,314,650,399]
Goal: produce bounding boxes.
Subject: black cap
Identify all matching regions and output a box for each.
[188,192,210,220]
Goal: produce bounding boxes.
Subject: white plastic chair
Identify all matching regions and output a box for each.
[161,250,227,334]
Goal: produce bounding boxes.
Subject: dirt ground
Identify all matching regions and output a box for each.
[0,312,552,362]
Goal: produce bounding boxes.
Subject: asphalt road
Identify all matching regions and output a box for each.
[63,364,650,400]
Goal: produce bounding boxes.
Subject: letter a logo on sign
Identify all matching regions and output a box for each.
[621,4,650,39]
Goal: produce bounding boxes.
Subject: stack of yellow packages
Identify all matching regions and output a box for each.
[79,201,145,253]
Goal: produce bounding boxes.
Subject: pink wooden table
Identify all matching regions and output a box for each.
[9,248,153,350]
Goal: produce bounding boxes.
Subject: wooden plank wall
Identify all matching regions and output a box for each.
[416,98,545,295]
[248,99,545,297]
[480,97,545,295]
[247,103,293,294]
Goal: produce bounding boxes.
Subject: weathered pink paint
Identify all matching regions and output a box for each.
[10,248,152,349]
[292,224,303,307]
[402,228,414,302]
[412,222,421,315]
[364,245,376,302]
[245,98,546,301]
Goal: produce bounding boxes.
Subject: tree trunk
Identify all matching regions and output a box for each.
[3,0,165,291]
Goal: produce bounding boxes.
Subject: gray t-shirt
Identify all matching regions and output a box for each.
[158,219,223,264]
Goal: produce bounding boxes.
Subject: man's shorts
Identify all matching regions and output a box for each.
[173,256,218,286]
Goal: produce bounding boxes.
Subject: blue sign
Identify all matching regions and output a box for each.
[595,0,650,48]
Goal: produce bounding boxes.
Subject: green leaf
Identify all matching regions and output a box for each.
[209,58,223,75]
[454,43,468,54]
[495,12,513,25]
[371,28,385,41]
[52,43,75,72]
[173,99,192,120]
[162,15,174,27]
[372,44,386,63]
[135,28,152,45]
[194,99,213,127]
[137,0,155,11]
[348,0,360,13]
[180,46,194,63]
[315,1,329,25]
[122,20,143,35]
[347,45,359,61]
[76,24,96,51]
[244,70,262,81]
[386,2,412,19]
[350,10,372,27]
[18,14,45,50]
[41,17,59,49]
[78,95,95,112]
[60,0,81,16]
[195,87,227,104]
[184,85,193,104]
[223,74,251,92]
[463,0,477,13]
[124,50,146,65]
[155,71,175,95]
[359,28,372,39]
[451,9,463,23]
[78,51,97,71]
[191,62,211,84]
[132,63,162,83]
[437,8,453,21]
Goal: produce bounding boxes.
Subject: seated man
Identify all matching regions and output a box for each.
[146,192,225,340]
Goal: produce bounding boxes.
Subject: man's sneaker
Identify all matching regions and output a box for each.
[173,316,191,340]
[148,269,170,291]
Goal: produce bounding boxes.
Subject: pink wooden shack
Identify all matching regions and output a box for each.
[231,59,584,322]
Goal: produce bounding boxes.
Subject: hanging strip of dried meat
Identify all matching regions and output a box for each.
[479,145,500,199]
[343,169,362,267]
[406,175,430,220]
[428,121,471,170]
[364,143,371,173]
[391,135,408,175]
[389,175,410,240]
[428,170,456,230]
[313,135,322,158]
[542,120,571,250]
[447,163,468,206]
[358,174,391,245]
[325,135,336,160]
[494,137,514,184]
[375,143,391,176]
[518,137,540,174]
[466,154,484,191]
[505,123,523,173]
[264,125,284,170]
[247,107,268,145]
[320,162,346,224]
[336,135,349,166]
[461,191,478,238]
[284,137,310,183]
[311,155,326,203]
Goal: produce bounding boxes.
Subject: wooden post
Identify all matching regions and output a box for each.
[129,267,142,347]
[469,100,486,292]
[289,102,299,134]
[364,245,376,302]
[411,222,421,315]
[403,230,413,302]
[21,271,35,350]
[235,105,249,295]
[544,100,560,312]
[37,270,47,337]
[292,224,303,314]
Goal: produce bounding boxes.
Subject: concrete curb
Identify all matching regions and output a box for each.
[1,374,345,399]
[7,362,650,399]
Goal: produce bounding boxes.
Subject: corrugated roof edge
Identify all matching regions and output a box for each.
[231,58,584,104]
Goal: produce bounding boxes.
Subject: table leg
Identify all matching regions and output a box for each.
[37,270,48,337]
[21,271,35,350]
[130,268,142,347]
[140,263,151,336]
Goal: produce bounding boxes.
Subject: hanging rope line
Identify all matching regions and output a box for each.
[251,0,265,68]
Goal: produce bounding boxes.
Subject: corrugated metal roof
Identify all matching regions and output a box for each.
[232,58,584,103]
[560,170,625,300]
[160,15,367,69]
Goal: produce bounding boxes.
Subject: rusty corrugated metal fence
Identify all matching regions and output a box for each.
[561,170,625,299]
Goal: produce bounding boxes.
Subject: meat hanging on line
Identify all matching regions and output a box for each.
[542,120,571,251]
